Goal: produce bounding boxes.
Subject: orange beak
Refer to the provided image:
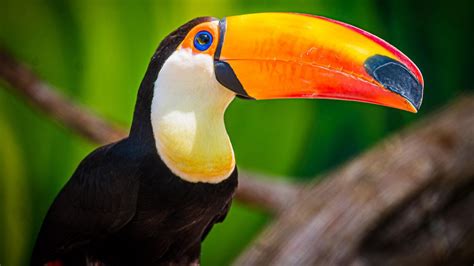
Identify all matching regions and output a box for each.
[214,13,424,112]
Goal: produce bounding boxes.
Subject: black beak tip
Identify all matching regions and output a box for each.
[365,55,423,111]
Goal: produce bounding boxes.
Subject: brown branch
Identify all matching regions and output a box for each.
[0,50,125,144]
[0,48,300,214]
[235,96,474,265]
[237,172,301,213]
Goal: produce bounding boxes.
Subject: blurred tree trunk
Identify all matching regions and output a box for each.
[236,96,474,266]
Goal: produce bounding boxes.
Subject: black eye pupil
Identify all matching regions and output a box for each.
[198,34,210,45]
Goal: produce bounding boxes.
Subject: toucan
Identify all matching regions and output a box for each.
[31,13,423,265]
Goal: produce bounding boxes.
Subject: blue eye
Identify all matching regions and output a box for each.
[194,31,213,51]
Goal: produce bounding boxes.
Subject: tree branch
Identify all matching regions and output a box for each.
[235,96,474,265]
[0,50,125,144]
[0,49,300,215]
[237,171,301,213]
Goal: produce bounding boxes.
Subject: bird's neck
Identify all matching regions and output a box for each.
[151,50,236,183]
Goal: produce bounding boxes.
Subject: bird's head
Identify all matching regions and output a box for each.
[139,13,424,183]
[171,13,423,111]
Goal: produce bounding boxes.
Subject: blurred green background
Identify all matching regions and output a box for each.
[0,0,472,265]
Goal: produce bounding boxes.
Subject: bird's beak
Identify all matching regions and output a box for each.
[214,13,424,112]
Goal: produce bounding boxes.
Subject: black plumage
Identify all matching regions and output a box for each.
[31,17,237,266]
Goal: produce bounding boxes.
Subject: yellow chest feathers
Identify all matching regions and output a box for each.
[151,49,236,183]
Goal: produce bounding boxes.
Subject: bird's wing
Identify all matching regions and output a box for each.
[201,199,233,241]
[31,142,140,265]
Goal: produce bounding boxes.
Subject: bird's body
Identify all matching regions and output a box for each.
[32,13,423,265]
[32,18,238,265]
[33,139,237,265]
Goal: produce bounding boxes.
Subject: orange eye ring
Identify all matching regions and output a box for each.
[178,21,219,56]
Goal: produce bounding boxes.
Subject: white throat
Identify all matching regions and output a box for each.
[151,49,236,183]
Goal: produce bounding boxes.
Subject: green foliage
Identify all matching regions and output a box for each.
[0,0,471,265]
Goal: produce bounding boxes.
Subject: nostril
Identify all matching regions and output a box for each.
[365,55,423,111]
